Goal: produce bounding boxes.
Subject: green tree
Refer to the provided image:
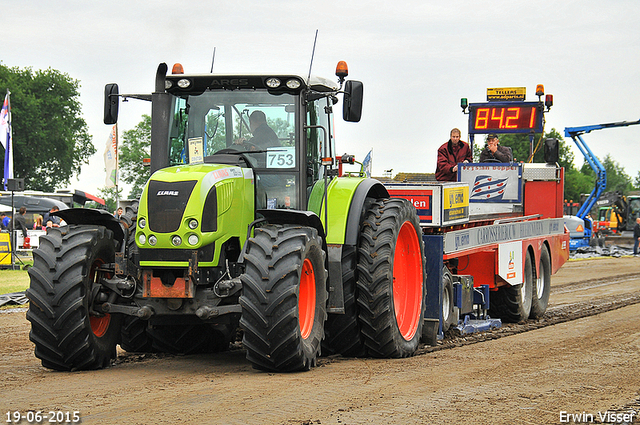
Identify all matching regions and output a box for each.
[0,63,95,191]
[602,154,633,193]
[494,128,573,166]
[119,115,151,199]
[96,186,123,213]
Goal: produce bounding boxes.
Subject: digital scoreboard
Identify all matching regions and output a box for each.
[469,102,544,134]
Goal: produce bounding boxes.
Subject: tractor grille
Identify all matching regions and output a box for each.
[139,242,215,263]
[147,180,197,233]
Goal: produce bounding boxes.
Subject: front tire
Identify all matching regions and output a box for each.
[26,225,123,370]
[356,198,426,358]
[240,225,327,372]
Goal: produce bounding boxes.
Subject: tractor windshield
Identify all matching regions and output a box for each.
[167,89,304,209]
[167,90,297,167]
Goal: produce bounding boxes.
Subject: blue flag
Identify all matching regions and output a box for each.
[362,149,372,178]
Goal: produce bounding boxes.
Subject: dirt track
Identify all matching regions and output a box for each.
[2,257,640,424]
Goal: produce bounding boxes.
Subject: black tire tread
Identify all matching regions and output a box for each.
[26,225,122,371]
[356,198,426,358]
[239,225,327,372]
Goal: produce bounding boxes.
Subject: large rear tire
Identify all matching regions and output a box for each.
[26,225,123,370]
[240,225,327,372]
[321,245,366,357]
[356,198,426,358]
[490,251,533,323]
[529,246,551,319]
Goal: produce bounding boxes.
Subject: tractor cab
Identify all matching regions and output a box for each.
[107,63,363,212]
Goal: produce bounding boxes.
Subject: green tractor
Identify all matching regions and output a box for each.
[26,61,426,372]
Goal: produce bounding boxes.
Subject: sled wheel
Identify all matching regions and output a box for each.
[240,225,327,372]
[529,246,551,319]
[490,250,533,322]
[442,266,458,332]
[356,198,426,358]
[26,225,123,370]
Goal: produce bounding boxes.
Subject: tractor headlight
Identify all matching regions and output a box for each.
[188,219,198,230]
[266,77,281,88]
[286,79,301,89]
[138,234,146,245]
[171,235,182,246]
[138,218,146,229]
[148,235,157,246]
[188,234,199,246]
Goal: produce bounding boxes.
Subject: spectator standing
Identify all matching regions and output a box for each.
[33,215,45,230]
[633,217,640,256]
[435,128,473,181]
[14,207,28,238]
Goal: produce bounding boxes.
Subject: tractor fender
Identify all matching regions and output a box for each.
[256,208,327,248]
[344,178,389,246]
[309,177,388,245]
[54,208,126,245]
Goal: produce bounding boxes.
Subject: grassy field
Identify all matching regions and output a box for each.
[0,257,31,295]
[0,268,30,294]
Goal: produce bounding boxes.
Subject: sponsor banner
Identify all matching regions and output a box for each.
[459,164,522,203]
[444,217,564,254]
[387,188,434,223]
[487,87,526,101]
[498,241,522,285]
[443,186,469,221]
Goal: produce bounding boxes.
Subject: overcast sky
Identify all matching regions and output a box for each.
[3,0,640,198]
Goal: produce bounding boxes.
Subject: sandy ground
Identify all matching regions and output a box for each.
[1,256,639,424]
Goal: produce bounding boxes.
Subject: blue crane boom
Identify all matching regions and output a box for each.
[564,119,640,219]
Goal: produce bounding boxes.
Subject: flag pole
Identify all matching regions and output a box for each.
[115,122,119,208]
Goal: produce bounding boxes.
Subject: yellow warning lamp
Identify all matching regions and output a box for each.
[536,84,544,97]
[172,63,185,75]
[336,61,348,84]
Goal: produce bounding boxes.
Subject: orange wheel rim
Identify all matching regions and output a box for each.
[88,257,111,338]
[393,221,423,340]
[299,258,316,339]
[90,315,111,337]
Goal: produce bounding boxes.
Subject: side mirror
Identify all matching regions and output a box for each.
[343,80,363,122]
[544,138,559,164]
[104,83,119,124]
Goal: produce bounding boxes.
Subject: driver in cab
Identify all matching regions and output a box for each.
[479,133,513,162]
[234,110,280,151]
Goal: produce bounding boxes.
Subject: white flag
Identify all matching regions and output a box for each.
[104,125,117,188]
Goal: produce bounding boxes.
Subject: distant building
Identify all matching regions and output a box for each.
[373,172,435,183]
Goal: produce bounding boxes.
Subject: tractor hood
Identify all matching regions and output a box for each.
[136,162,255,267]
